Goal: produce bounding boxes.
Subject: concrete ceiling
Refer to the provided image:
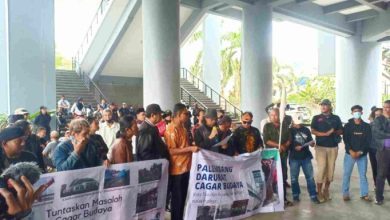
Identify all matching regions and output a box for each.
[101,5,193,78]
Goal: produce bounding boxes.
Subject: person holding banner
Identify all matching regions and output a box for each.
[215,115,236,156]
[194,109,219,151]
[263,108,293,207]
[164,103,200,220]
[289,118,320,204]
[232,112,263,154]
[311,99,343,202]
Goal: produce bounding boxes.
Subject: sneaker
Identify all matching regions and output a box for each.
[311,197,321,204]
[375,200,383,205]
[317,192,325,203]
[343,195,351,201]
[360,195,372,202]
[323,189,332,201]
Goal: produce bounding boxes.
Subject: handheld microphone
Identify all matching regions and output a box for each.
[0,162,42,214]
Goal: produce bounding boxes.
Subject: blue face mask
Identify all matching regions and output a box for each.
[353,112,362,119]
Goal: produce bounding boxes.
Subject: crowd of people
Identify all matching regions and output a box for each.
[2,95,390,219]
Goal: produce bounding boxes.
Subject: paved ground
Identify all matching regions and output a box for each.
[166,144,390,220]
[247,144,390,220]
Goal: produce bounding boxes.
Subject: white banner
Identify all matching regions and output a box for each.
[29,159,169,220]
[184,149,284,220]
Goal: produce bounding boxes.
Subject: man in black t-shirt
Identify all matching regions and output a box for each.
[310,99,343,202]
[289,118,319,203]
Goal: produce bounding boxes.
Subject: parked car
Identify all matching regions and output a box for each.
[286,104,311,123]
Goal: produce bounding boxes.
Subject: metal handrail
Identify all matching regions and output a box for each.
[180,68,242,118]
[73,0,112,72]
[180,88,208,110]
[80,71,110,104]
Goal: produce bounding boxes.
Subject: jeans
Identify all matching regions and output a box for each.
[368,147,390,186]
[281,155,288,201]
[342,153,368,197]
[376,149,390,201]
[289,158,317,199]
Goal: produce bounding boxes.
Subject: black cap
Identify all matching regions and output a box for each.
[0,126,25,142]
[205,109,218,119]
[320,99,332,106]
[146,104,163,116]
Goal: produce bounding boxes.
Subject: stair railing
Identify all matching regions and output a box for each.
[81,71,110,104]
[73,0,113,73]
[180,88,208,111]
[180,68,242,119]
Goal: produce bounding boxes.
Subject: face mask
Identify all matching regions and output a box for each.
[353,112,362,119]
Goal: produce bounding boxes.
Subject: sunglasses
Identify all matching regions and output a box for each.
[242,121,252,125]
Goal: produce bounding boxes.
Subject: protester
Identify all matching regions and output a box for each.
[156,110,172,137]
[109,115,138,164]
[109,103,119,122]
[194,109,220,151]
[367,107,390,187]
[53,119,102,171]
[232,112,263,154]
[263,108,292,207]
[215,115,235,156]
[289,117,319,203]
[70,97,86,118]
[0,127,39,173]
[59,130,70,142]
[191,109,205,143]
[33,106,51,141]
[136,107,146,126]
[118,102,131,117]
[99,98,109,110]
[310,99,343,202]
[216,109,225,120]
[35,126,47,147]
[13,120,46,172]
[137,104,169,161]
[8,108,29,124]
[87,117,109,163]
[342,105,371,202]
[97,109,120,152]
[42,130,60,168]
[57,95,70,114]
[164,103,199,220]
[371,100,390,205]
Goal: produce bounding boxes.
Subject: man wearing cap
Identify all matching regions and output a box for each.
[8,108,29,124]
[0,127,39,173]
[194,109,219,151]
[232,112,263,154]
[342,105,371,202]
[136,104,169,161]
[215,115,235,156]
[310,99,343,202]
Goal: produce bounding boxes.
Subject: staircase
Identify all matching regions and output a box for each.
[179,68,242,121]
[56,70,98,106]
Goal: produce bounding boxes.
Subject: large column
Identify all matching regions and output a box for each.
[335,35,382,122]
[242,2,272,126]
[0,0,55,114]
[142,0,180,110]
[203,14,221,98]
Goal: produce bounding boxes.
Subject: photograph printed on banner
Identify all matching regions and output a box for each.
[196,205,215,220]
[60,177,100,198]
[216,199,249,219]
[138,163,162,184]
[245,169,266,211]
[33,176,55,203]
[136,184,159,214]
[104,168,130,189]
[261,157,279,207]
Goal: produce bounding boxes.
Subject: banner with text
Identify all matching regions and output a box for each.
[184,149,283,220]
[29,159,169,220]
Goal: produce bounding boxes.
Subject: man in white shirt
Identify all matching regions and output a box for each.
[57,95,70,114]
[97,109,120,152]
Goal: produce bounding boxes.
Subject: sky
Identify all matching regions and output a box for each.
[55,1,319,75]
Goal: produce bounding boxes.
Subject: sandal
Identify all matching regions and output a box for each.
[360,195,372,202]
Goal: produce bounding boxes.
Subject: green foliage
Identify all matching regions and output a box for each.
[56,52,72,70]
[189,51,203,78]
[287,75,336,110]
[0,113,8,131]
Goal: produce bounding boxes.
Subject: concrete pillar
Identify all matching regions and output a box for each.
[203,14,221,100]
[335,35,382,122]
[318,31,336,76]
[0,0,55,114]
[142,0,180,110]
[241,2,272,127]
